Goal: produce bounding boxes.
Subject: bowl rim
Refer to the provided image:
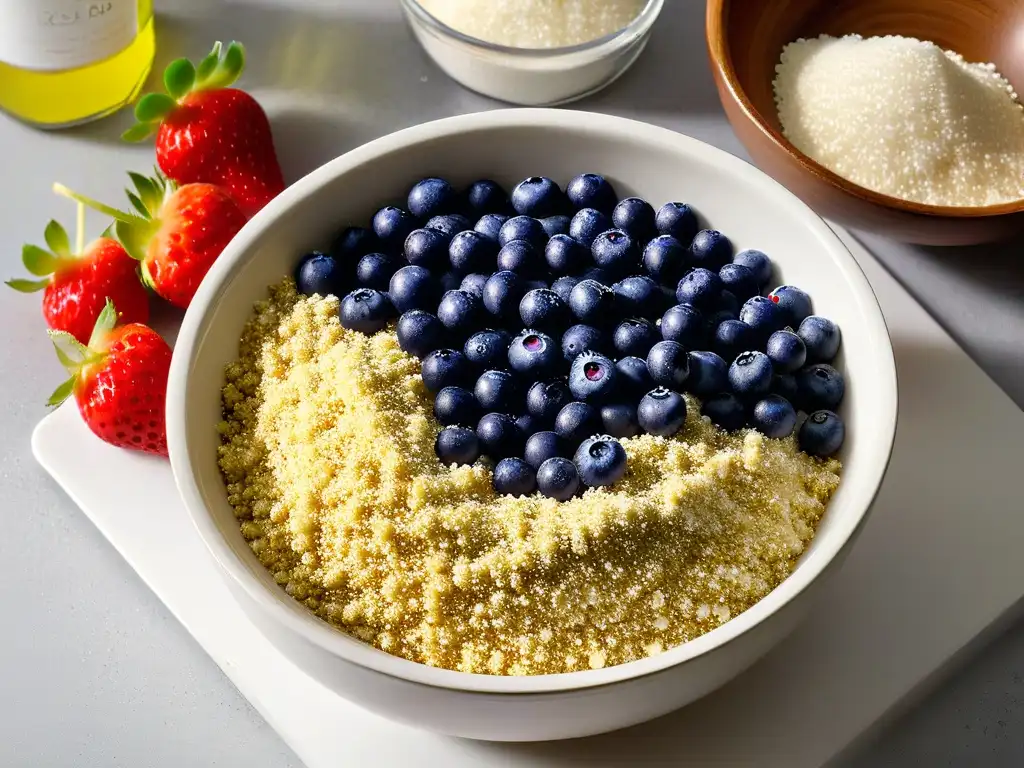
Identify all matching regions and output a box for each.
[705,0,1024,219]
[167,107,898,695]
[400,0,664,57]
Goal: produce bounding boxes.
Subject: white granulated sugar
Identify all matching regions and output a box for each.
[773,34,1024,206]
[417,0,646,48]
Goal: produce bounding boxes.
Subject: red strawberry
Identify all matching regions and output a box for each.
[123,41,284,218]
[56,173,248,309]
[48,299,171,457]
[6,210,149,344]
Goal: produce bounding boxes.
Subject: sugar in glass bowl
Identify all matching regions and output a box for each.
[399,0,665,105]
[167,109,897,742]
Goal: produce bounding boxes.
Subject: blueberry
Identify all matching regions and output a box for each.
[520,288,571,332]
[574,435,627,487]
[460,272,490,299]
[601,402,640,439]
[687,350,729,397]
[706,308,738,335]
[425,214,472,240]
[434,386,480,426]
[569,352,619,403]
[408,177,459,219]
[437,290,483,338]
[389,265,438,313]
[448,230,497,274]
[373,206,418,249]
[772,373,799,403]
[750,395,797,438]
[439,271,462,293]
[476,412,523,459]
[482,271,526,322]
[655,202,699,246]
[421,348,472,392]
[397,310,447,358]
[509,330,561,378]
[739,296,787,343]
[524,431,563,469]
[612,197,657,242]
[729,351,773,399]
[537,457,581,501]
[473,213,509,242]
[474,370,520,412]
[612,275,662,320]
[540,215,571,238]
[464,329,511,369]
[493,457,537,496]
[689,229,733,270]
[435,426,480,465]
[643,235,688,285]
[331,226,379,262]
[799,410,846,457]
[719,263,759,302]
[526,379,572,423]
[569,208,612,248]
[768,285,813,327]
[766,330,807,373]
[339,288,393,334]
[566,173,617,214]
[615,356,654,396]
[515,412,541,439]
[797,316,841,363]
[712,319,755,362]
[466,180,509,216]
[796,363,845,411]
[569,279,616,326]
[296,251,345,297]
[734,249,773,288]
[497,240,544,277]
[647,341,690,390]
[561,323,609,362]
[637,388,687,437]
[661,304,705,348]
[718,289,740,317]
[591,229,640,276]
[701,393,746,431]
[550,276,580,304]
[613,318,658,358]
[545,234,588,275]
[676,268,723,310]
[404,228,450,272]
[511,176,565,218]
[554,401,601,447]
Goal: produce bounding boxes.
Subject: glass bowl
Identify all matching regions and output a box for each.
[399,0,665,105]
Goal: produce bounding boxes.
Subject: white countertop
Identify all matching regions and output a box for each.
[1,0,1022,765]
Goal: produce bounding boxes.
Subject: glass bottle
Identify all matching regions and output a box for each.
[0,0,155,128]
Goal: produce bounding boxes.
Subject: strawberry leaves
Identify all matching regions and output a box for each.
[47,298,118,406]
[6,218,78,292]
[123,41,247,143]
[44,220,71,256]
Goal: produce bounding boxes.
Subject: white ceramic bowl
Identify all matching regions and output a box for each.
[167,109,897,742]
[399,0,664,105]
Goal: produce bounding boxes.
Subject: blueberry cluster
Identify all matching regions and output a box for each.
[294,174,846,499]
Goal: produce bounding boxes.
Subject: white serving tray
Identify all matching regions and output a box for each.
[32,228,1024,767]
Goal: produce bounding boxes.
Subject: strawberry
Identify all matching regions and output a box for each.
[48,299,171,457]
[123,41,284,218]
[6,206,149,344]
[56,172,247,309]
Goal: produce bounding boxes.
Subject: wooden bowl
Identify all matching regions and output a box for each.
[706,0,1024,245]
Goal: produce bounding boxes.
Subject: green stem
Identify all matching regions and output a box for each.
[53,183,140,225]
[75,201,85,254]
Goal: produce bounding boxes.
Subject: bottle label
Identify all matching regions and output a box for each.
[0,1,138,72]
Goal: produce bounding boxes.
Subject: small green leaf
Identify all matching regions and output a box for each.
[44,220,71,256]
[5,278,49,293]
[48,329,92,370]
[22,244,59,276]
[46,376,77,408]
[126,192,148,218]
[127,172,163,214]
[115,218,158,263]
[195,42,223,84]
[164,58,196,100]
[89,298,119,347]
[134,92,176,123]
[100,222,115,239]
[121,122,156,143]
[203,41,246,90]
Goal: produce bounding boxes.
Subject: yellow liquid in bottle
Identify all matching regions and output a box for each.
[0,0,155,128]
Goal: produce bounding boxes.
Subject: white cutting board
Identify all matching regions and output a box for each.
[31,229,1024,767]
